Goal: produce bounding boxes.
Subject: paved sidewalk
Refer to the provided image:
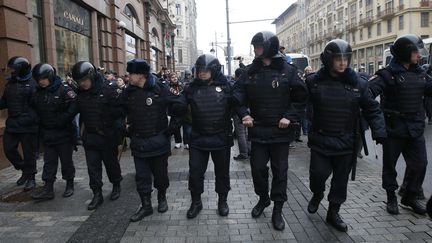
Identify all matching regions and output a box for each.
[0,137,431,242]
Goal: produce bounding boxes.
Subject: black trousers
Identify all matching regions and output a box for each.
[133,153,170,194]
[84,147,122,190]
[250,142,289,202]
[41,143,75,182]
[382,136,428,194]
[188,147,231,195]
[309,150,352,205]
[3,131,38,176]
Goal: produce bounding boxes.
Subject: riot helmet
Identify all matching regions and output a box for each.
[71,61,96,82]
[194,54,222,80]
[7,56,31,79]
[32,63,56,85]
[320,39,352,71]
[390,34,427,63]
[250,31,280,58]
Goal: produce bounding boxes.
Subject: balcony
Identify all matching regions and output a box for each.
[420,1,431,7]
[347,22,357,31]
[377,8,395,20]
[359,16,374,26]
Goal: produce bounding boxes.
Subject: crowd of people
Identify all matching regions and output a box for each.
[1,31,432,233]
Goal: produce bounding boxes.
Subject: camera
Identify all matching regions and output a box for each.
[233,56,243,61]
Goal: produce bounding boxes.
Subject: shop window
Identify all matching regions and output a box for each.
[55,26,91,78]
[32,0,44,63]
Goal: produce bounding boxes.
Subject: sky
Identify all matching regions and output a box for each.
[195,0,296,59]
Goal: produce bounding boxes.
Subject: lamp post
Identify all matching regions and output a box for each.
[225,0,232,76]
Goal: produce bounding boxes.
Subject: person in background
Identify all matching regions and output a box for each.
[232,68,250,161]
[167,72,184,149]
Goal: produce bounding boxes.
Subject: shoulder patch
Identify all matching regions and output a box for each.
[67,90,77,99]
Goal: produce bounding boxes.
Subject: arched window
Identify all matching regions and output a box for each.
[124,4,139,25]
[152,27,159,39]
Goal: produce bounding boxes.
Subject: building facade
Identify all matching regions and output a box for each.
[274,0,432,73]
[166,0,198,76]
[0,0,176,169]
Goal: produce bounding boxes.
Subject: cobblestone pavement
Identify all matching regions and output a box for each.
[0,136,431,242]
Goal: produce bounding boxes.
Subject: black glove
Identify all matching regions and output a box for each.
[374,137,386,145]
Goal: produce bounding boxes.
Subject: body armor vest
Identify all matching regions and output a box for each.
[190,84,230,135]
[382,71,426,114]
[245,68,291,125]
[4,79,33,117]
[310,77,360,136]
[34,85,66,128]
[78,90,108,133]
[127,87,167,138]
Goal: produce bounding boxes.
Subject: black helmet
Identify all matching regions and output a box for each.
[71,61,96,82]
[390,34,426,63]
[32,63,56,84]
[7,56,31,78]
[250,31,279,58]
[320,39,352,70]
[194,54,222,80]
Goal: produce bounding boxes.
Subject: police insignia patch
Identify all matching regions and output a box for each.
[146,97,153,106]
[272,80,279,88]
[67,91,76,98]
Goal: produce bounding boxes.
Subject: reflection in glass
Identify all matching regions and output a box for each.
[55,26,91,78]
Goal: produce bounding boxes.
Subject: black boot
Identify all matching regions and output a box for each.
[130,193,153,222]
[417,187,426,200]
[157,190,168,213]
[110,183,121,201]
[31,181,54,200]
[272,201,285,231]
[326,203,348,232]
[24,176,36,191]
[217,193,229,216]
[427,196,432,219]
[187,193,203,219]
[401,191,427,215]
[386,190,399,215]
[87,189,104,210]
[307,193,324,214]
[62,179,74,198]
[16,173,27,186]
[251,196,271,218]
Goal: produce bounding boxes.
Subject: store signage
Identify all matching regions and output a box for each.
[54,0,91,36]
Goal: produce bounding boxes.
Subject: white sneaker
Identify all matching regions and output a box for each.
[184,144,189,149]
[174,143,181,149]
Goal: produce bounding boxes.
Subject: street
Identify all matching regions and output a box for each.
[0,138,431,242]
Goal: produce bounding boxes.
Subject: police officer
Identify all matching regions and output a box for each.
[233,31,307,231]
[123,59,186,222]
[30,63,76,200]
[305,39,386,232]
[0,56,38,191]
[183,54,234,219]
[369,34,432,215]
[72,61,123,210]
